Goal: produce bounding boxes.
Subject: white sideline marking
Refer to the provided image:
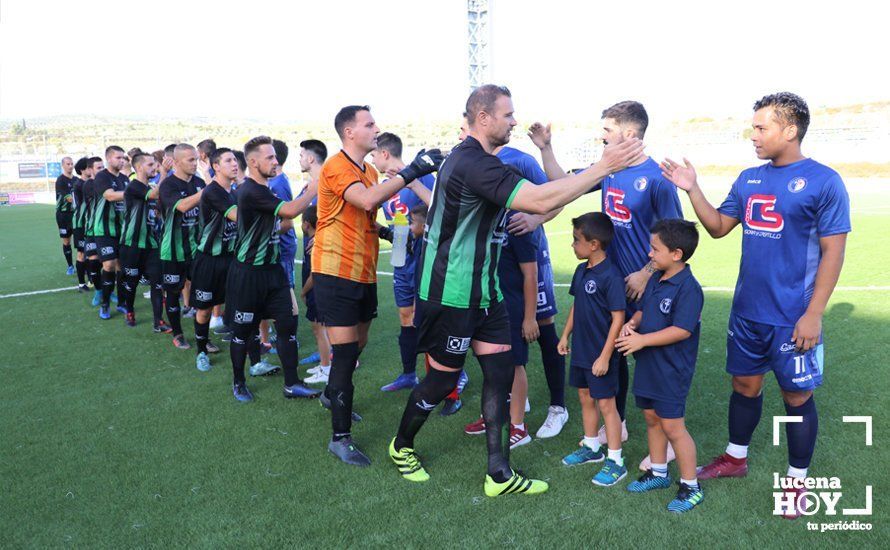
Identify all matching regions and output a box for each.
[4,279,889,300]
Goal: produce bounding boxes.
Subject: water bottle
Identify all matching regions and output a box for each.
[390,212,409,267]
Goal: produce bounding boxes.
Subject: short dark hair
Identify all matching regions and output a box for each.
[376,132,403,158]
[572,212,614,247]
[164,143,177,156]
[88,156,103,170]
[753,92,810,142]
[131,152,152,167]
[465,84,511,125]
[300,139,327,164]
[74,157,89,175]
[127,147,144,158]
[197,139,217,156]
[334,105,370,138]
[244,135,273,157]
[105,145,125,157]
[210,147,234,167]
[410,203,428,219]
[303,205,318,228]
[152,150,165,164]
[601,101,649,137]
[272,139,289,165]
[233,150,247,172]
[651,219,699,262]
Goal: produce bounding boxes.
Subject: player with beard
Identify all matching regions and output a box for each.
[92,146,129,320]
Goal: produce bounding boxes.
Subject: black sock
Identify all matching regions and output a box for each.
[328,342,360,440]
[88,259,101,288]
[166,290,182,335]
[398,326,418,375]
[247,331,261,365]
[231,323,256,384]
[75,260,87,285]
[275,316,300,386]
[100,269,115,307]
[62,244,73,267]
[195,319,210,353]
[150,283,164,324]
[395,367,461,450]
[478,351,516,482]
[537,323,566,407]
[729,391,764,446]
[122,275,139,313]
[115,271,126,302]
[784,396,818,469]
[616,354,629,421]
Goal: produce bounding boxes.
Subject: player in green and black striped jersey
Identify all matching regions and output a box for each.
[54,156,76,274]
[158,144,205,349]
[71,157,93,291]
[391,85,644,495]
[93,146,129,318]
[191,148,239,371]
[118,152,165,328]
[82,157,104,300]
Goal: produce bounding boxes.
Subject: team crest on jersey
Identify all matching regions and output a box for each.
[659,298,672,314]
[446,336,471,354]
[634,177,649,191]
[787,177,807,193]
[585,280,598,294]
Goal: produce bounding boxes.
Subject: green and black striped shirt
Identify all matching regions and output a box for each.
[197,181,237,256]
[55,174,74,213]
[91,169,128,238]
[120,179,158,249]
[159,174,203,262]
[233,178,285,267]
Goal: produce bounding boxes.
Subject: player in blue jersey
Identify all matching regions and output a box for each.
[369,133,435,395]
[528,102,683,463]
[661,92,851,520]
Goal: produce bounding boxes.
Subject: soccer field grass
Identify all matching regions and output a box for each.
[1,181,888,548]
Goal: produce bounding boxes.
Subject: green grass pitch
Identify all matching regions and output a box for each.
[1,180,887,547]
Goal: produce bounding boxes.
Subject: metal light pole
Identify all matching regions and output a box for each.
[467,0,491,92]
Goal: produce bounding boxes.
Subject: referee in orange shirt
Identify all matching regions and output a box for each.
[312,105,442,466]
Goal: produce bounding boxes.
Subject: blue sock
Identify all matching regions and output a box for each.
[784,396,818,469]
[398,326,418,375]
[537,323,565,407]
[728,391,763,446]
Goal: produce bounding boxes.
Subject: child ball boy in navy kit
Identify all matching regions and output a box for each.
[617,219,704,513]
[558,213,628,486]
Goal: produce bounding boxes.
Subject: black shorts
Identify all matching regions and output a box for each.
[56,212,73,237]
[225,261,294,326]
[161,260,192,292]
[190,252,232,310]
[313,273,377,327]
[305,290,319,323]
[95,236,120,261]
[119,245,160,280]
[416,299,511,369]
[84,235,98,258]
[72,228,86,252]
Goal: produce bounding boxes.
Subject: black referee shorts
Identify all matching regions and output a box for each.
[313,273,377,327]
[416,299,511,369]
[190,251,232,310]
[225,261,294,326]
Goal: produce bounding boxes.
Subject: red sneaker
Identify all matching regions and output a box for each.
[780,477,807,520]
[509,425,532,449]
[154,320,173,334]
[125,312,136,327]
[172,334,191,350]
[464,416,486,435]
[697,453,748,480]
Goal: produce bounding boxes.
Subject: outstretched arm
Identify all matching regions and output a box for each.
[661,158,739,238]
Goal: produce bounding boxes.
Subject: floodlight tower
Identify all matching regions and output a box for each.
[467,0,491,91]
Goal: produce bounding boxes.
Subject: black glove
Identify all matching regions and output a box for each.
[377,225,394,243]
[397,148,444,184]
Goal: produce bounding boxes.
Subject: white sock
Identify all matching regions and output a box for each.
[726,442,748,460]
[513,423,525,431]
[607,448,623,466]
[680,477,699,488]
[787,465,808,478]
[583,436,600,450]
[651,462,668,477]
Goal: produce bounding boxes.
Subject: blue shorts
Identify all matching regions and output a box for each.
[508,319,530,366]
[392,264,416,308]
[535,263,558,320]
[726,312,824,392]
[280,253,295,288]
[569,361,618,399]
[635,395,685,419]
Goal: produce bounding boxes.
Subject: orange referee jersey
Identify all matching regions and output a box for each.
[311,150,380,283]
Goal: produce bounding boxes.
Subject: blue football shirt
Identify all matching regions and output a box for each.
[568,258,627,369]
[268,173,297,258]
[497,146,552,266]
[717,158,851,327]
[382,173,434,222]
[601,158,683,278]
